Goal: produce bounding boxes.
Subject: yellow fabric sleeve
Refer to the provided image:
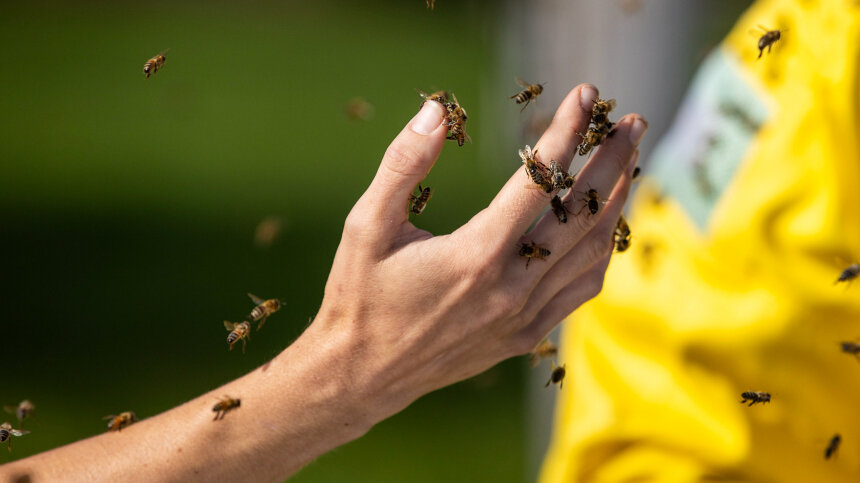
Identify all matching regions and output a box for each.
[540,0,860,481]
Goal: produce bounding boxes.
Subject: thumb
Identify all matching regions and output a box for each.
[363,100,448,225]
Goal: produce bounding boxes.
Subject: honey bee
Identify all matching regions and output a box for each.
[545,361,566,389]
[408,184,432,215]
[212,396,241,421]
[840,341,860,360]
[510,77,544,112]
[835,263,860,284]
[591,98,617,126]
[550,195,571,224]
[529,339,558,367]
[825,433,841,460]
[548,160,575,191]
[426,0,435,10]
[104,411,137,432]
[518,241,551,269]
[739,391,771,406]
[518,145,553,193]
[0,422,29,452]
[577,123,613,157]
[225,320,252,353]
[344,97,375,122]
[445,93,471,146]
[415,89,449,108]
[248,293,282,330]
[143,49,168,79]
[751,26,782,59]
[632,166,641,181]
[614,214,632,252]
[3,400,34,430]
[254,215,284,249]
[576,188,607,216]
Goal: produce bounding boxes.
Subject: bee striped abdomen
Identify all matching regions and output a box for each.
[513,91,532,104]
[250,307,264,321]
[0,430,8,442]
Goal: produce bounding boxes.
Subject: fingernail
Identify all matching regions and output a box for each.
[628,117,648,145]
[580,84,598,112]
[410,101,445,135]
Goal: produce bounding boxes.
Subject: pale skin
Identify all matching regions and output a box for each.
[0,84,646,482]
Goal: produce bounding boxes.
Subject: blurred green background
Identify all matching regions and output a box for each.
[0,0,750,480]
[0,0,521,480]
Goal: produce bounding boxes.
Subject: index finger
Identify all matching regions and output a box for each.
[461,84,597,246]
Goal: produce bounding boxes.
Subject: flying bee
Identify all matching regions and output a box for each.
[576,188,608,216]
[143,49,168,79]
[550,195,571,224]
[518,145,553,192]
[415,89,449,108]
[225,320,252,353]
[591,97,617,125]
[0,422,29,452]
[426,0,435,9]
[248,293,282,330]
[104,411,137,432]
[545,361,566,389]
[529,339,558,367]
[344,97,375,122]
[835,263,860,284]
[825,434,841,460]
[212,396,241,421]
[3,400,34,430]
[750,25,782,59]
[632,166,641,181]
[408,184,432,215]
[518,241,551,269]
[739,391,771,406]
[445,93,471,146]
[841,341,860,360]
[510,77,544,112]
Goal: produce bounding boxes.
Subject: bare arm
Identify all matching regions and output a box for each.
[0,84,646,482]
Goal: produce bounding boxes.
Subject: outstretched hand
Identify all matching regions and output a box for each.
[311,83,647,422]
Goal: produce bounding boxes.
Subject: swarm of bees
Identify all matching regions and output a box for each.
[213,396,241,421]
[416,89,471,146]
[104,411,138,432]
[143,50,168,79]
[510,77,544,112]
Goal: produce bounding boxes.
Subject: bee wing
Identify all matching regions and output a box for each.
[224,320,236,331]
[465,132,473,144]
[450,92,459,105]
[247,293,265,305]
[414,88,431,99]
[9,429,29,437]
[605,99,617,110]
[748,27,767,38]
[514,77,530,88]
[102,414,117,421]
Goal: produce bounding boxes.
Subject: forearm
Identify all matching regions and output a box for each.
[1,311,386,483]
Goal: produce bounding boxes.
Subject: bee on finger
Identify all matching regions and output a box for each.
[518,145,553,193]
[415,89,449,108]
[825,434,841,460]
[225,321,252,353]
[576,188,608,217]
[750,25,782,59]
[529,339,557,367]
[550,195,571,224]
[510,77,544,112]
[739,391,771,406]
[143,49,168,79]
[0,422,29,452]
[545,361,566,389]
[518,241,550,269]
[248,294,282,331]
[591,98,617,126]
[547,160,575,191]
[444,93,471,146]
[212,396,241,421]
[835,263,860,284]
[104,411,137,432]
[408,184,432,215]
[3,400,34,430]
[577,123,612,157]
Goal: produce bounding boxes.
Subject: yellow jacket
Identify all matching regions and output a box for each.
[540,0,860,481]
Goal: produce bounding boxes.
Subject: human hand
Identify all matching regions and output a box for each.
[309,84,647,424]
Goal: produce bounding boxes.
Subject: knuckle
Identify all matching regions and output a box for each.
[584,232,614,264]
[584,271,606,298]
[382,142,424,178]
